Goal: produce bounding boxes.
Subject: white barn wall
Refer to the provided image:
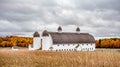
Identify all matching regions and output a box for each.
[52,44,78,51]
[80,43,95,51]
[33,37,41,50]
[42,35,53,50]
[51,43,95,51]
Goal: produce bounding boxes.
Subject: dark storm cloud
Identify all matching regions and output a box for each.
[0,0,120,37]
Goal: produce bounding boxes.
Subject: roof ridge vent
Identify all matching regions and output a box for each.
[76,27,80,33]
[58,26,62,33]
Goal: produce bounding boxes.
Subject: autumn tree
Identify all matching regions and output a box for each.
[96,38,120,48]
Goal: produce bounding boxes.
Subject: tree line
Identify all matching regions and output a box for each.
[0,36,120,48]
[0,36,33,47]
[96,38,120,48]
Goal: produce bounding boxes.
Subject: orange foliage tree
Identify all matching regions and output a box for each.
[96,38,120,48]
[0,36,33,47]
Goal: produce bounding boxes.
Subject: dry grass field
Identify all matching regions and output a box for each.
[0,48,120,67]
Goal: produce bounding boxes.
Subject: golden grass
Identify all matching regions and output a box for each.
[0,49,120,67]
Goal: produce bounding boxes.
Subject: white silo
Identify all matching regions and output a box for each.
[33,32,41,50]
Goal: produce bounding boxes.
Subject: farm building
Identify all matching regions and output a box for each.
[29,26,95,51]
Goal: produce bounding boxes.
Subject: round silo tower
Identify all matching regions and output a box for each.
[33,31,41,50]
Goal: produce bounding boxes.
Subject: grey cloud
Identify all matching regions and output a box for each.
[74,0,120,11]
[0,20,21,32]
[0,0,120,37]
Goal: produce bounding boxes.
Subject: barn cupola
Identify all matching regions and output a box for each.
[42,30,49,36]
[58,26,62,33]
[33,31,40,37]
[76,27,80,33]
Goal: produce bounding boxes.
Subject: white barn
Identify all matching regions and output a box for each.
[29,26,95,51]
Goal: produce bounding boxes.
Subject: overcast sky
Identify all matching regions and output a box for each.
[0,0,120,37]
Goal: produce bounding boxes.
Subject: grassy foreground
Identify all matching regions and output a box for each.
[0,49,120,67]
